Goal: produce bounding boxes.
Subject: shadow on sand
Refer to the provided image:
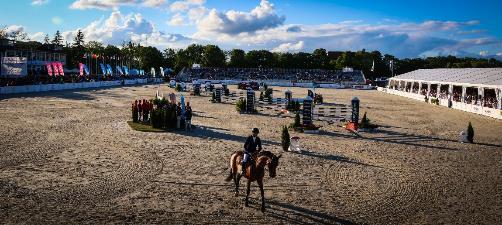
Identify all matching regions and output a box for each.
[173,125,280,146]
[289,150,382,168]
[246,198,358,225]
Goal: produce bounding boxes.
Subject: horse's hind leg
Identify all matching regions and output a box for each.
[245,180,251,207]
[258,179,265,212]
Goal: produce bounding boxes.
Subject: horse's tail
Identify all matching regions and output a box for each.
[225,152,237,182]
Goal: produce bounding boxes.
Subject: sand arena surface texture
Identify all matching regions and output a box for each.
[0,84,501,224]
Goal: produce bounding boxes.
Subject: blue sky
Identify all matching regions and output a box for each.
[1,0,501,59]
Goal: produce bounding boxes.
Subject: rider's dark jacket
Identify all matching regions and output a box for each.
[244,135,262,153]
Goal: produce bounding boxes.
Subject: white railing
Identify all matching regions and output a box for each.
[0,78,163,95]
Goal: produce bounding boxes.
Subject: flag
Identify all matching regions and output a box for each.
[99,63,106,75]
[57,62,64,76]
[52,62,59,76]
[79,63,84,76]
[46,63,53,76]
[371,60,375,72]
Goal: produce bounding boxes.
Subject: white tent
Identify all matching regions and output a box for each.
[384,68,502,119]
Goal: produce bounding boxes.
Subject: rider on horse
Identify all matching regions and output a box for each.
[241,128,262,176]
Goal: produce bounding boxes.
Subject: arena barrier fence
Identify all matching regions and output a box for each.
[0,78,163,95]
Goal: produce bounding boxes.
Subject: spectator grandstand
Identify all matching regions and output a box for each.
[176,67,366,84]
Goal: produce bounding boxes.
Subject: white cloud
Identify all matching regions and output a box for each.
[196,0,285,35]
[169,0,205,12]
[70,0,166,10]
[272,41,304,52]
[188,6,207,22]
[62,11,192,49]
[142,0,166,7]
[51,17,64,25]
[168,13,185,26]
[30,32,45,42]
[31,0,49,6]
[4,25,26,34]
[497,53,502,56]
[479,51,489,56]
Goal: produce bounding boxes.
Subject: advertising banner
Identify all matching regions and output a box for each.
[1,57,28,77]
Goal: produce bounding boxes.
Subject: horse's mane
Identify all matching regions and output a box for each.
[257,151,276,159]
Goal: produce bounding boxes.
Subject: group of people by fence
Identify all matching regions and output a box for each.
[131,96,193,131]
[132,99,154,122]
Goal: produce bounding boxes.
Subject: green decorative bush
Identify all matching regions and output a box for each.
[175,83,182,92]
[359,112,379,129]
[360,112,369,128]
[236,98,246,112]
[259,92,264,101]
[150,109,164,129]
[314,94,323,104]
[281,126,290,151]
[264,88,273,103]
[286,100,301,112]
[293,112,301,128]
[430,98,439,105]
[467,122,474,143]
[211,91,216,102]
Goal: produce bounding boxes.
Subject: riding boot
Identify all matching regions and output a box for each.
[241,161,246,176]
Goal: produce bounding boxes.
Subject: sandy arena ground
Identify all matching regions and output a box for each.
[0,84,501,225]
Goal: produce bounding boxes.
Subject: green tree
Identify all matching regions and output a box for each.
[281,126,290,151]
[43,34,50,44]
[73,29,85,47]
[163,48,176,69]
[228,49,246,67]
[202,45,226,67]
[467,122,474,143]
[312,48,329,69]
[52,30,63,45]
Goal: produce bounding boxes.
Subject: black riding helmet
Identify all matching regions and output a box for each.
[252,128,260,134]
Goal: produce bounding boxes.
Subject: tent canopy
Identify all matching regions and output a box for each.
[391,68,502,88]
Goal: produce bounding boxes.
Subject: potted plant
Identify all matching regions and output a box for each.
[281,126,290,152]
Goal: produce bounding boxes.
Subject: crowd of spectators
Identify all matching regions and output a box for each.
[179,67,365,83]
[0,74,154,87]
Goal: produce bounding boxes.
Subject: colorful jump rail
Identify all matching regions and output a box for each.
[378,87,502,120]
[0,78,163,95]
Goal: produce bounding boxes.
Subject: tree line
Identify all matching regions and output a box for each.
[2,27,502,79]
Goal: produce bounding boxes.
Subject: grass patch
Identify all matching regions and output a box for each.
[127,121,166,133]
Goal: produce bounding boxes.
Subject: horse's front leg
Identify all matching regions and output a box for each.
[245,180,251,207]
[257,179,265,212]
[234,173,241,196]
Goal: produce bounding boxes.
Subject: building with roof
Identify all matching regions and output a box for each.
[380,68,502,119]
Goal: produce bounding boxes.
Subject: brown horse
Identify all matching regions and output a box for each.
[225,150,281,212]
